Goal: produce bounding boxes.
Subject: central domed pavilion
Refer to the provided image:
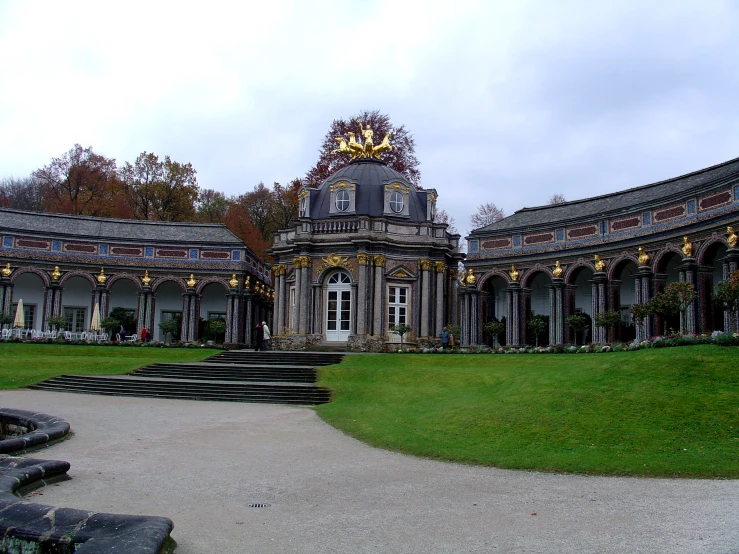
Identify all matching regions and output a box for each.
[269,151,463,351]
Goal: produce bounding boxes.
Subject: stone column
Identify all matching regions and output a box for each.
[0,277,12,316]
[292,257,302,334]
[420,259,431,338]
[634,266,653,341]
[549,277,565,345]
[137,285,153,336]
[356,254,369,336]
[680,256,698,334]
[449,269,459,326]
[506,282,522,347]
[373,255,385,336]
[276,266,286,335]
[607,279,621,343]
[244,288,253,346]
[299,257,310,335]
[723,248,739,332]
[591,271,608,343]
[460,289,469,346]
[225,284,241,343]
[435,262,445,337]
[469,287,480,346]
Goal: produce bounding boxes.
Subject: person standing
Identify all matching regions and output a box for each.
[439,326,450,349]
[118,325,126,343]
[254,322,263,351]
[262,321,271,351]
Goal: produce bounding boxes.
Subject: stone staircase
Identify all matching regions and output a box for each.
[28,351,343,406]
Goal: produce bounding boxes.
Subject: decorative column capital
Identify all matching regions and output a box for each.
[299,256,311,268]
[293,257,303,269]
[373,255,385,267]
[449,268,458,280]
[434,261,446,273]
[419,259,432,271]
[357,253,370,266]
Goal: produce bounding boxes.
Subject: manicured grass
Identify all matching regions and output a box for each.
[0,343,218,388]
[316,346,739,478]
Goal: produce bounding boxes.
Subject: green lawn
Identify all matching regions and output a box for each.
[316,346,739,478]
[0,343,218,388]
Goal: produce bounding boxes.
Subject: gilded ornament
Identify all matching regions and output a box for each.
[594,255,606,272]
[509,265,519,282]
[186,274,197,287]
[682,236,694,257]
[466,268,476,285]
[245,276,251,289]
[293,257,303,269]
[141,270,151,286]
[299,256,311,268]
[96,268,107,284]
[638,247,650,266]
[434,261,446,273]
[229,274,239,288]
[373,255,385,267]
[1,263,10,277]
[552,261,563,277]
[357,253,369,266]
[728,226,738,248]
[51,266,61,280]
[459,270,467,285]
[449,269,459,280]
[298,189,309,199]
[419,259,432,271]
[322,253,350,268]
[332,123,394,160]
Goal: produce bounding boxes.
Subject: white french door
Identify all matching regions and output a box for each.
[325,272,351,341]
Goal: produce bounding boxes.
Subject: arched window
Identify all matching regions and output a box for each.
[335,190,350,212]
[328,272,351,284]
[389,191,404,213]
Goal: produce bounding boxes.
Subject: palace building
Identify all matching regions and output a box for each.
[462,157,739,347]
[0,209,273,343]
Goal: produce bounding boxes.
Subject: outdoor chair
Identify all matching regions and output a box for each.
[126,334,138,343]
[1,329,10,339]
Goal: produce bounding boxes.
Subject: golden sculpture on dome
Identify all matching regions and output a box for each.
[594,255,606,272]
[141,270,151,286]
[727,226,737,248]
[332,122,394,160]
[552,261,563,277]
[682,236,694,257]
[638,247,650,266]
[1,263,10,277]
[51,266,61,280]
[96,268,107,284]
[509,265,519,281]
[229,274,239,288]
[186,274,197,287]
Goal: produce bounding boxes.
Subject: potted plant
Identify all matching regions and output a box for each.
[390,323,412,350]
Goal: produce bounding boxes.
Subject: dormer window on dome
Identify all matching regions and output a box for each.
[384,183,410,218]
[329,182,356,215]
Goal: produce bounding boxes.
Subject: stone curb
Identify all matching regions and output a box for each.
[0,410,174,554]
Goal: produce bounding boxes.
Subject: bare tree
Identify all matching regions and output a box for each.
[548,193,566,205]
[0,176,46,211]
[434,208,458,235]
[470,202,505,229]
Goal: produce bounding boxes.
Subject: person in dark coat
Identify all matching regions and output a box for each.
[254,322,264,351]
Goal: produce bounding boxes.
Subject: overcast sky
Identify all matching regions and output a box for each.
[1,0,738,239]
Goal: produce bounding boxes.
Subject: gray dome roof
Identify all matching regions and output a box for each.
[309,159,429,222]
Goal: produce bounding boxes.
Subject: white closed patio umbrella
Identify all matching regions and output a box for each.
[13,299,24,329]
[90,303,101,332]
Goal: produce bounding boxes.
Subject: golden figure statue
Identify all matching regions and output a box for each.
[682,236,694,257]
[245,276,250,289]
[51,266,61,280]
[96,268,107,284]
[229,274,239,288]
[594,255,605,272]
[332,124,394,160]
[638,247,650,266]
[552,261,563,277]
[509,265,519,281]
[466,268,476,285]
[1,263,10,277]
[141,270,151,286]
[728,226,738,248]
[186,274,196,287]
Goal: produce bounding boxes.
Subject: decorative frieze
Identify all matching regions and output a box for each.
[524,232,555,246]
[699,191,731,212]
[156,249,188,258]
[201,251,230,260]
[653,204,685,223]
[63,243,96,254]
[482,237,511,250]
[110,246,143,256]
[567,225,598,240]
[610,217,640,232]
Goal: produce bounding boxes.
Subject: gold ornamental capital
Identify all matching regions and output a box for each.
[357,253,370,266]
[293,257,303,269]
[96,268,107,284]
[373,255,385,267]
[299,256,311,268]
[449,268,459,280]
[419,259,432,271]
[434,261,446,273]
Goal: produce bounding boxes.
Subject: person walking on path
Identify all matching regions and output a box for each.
[262,321,271,351]
[254,322,263,351]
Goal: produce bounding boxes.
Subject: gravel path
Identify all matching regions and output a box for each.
[4,390,737,554]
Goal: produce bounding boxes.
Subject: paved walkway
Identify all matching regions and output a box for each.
[3,390,737,554]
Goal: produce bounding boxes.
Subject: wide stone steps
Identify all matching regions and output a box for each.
[207,351,344,366]
[29,375,331,405]
[132,362,317,383]
[28,351,343,406]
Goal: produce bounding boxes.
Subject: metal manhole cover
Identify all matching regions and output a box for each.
[246,503,271,508]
